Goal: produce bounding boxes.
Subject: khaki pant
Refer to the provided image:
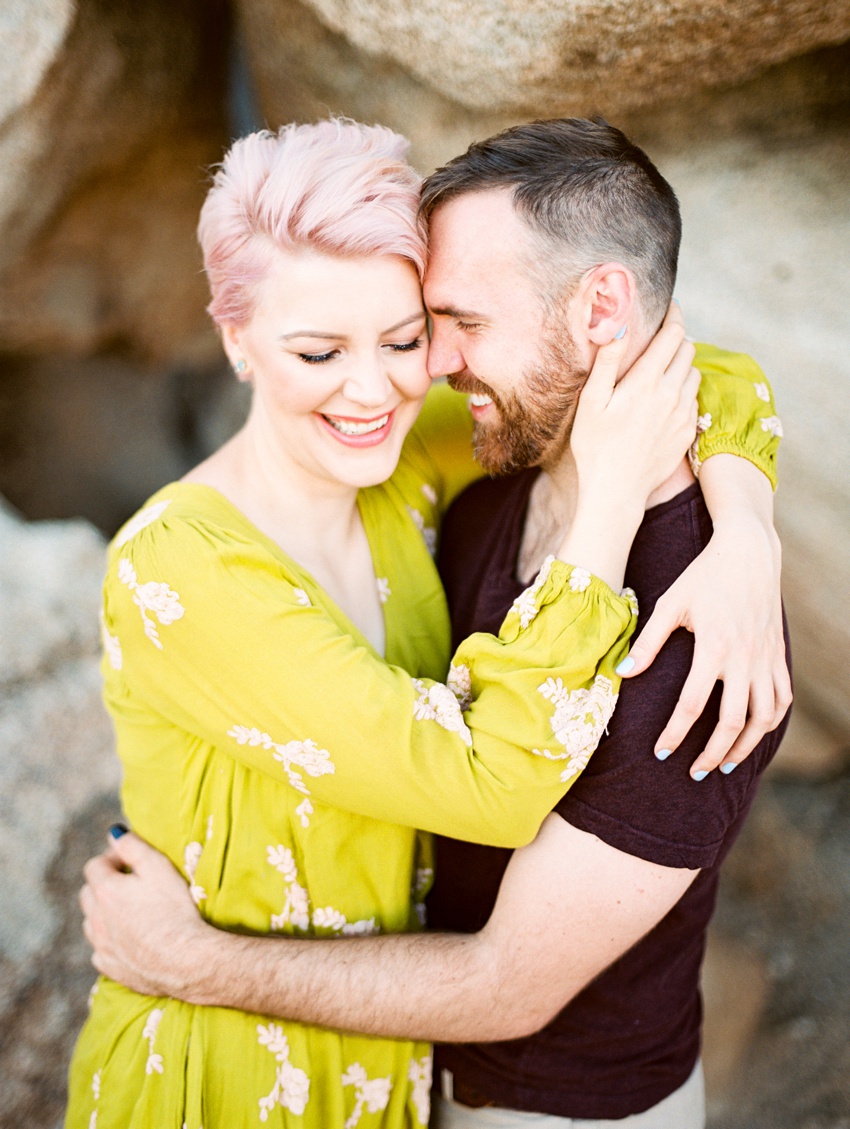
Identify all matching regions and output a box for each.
[431,1062,705,1129]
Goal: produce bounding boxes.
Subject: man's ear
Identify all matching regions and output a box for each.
[582,263,637,345]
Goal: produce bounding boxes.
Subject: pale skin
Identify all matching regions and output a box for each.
[82,188,791,1044]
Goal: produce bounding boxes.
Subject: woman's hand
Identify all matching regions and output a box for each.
[570,302,699,510]
[620,455,792,776]
[80,829,211,1000]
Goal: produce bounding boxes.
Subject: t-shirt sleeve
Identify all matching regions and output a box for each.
[691,344,781,489]
[105,513,638,851]
[554,621,779,871]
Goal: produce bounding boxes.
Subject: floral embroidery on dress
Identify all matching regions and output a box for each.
[87,980,99,1009]
[376,577,391,604]
[407,506,437,555]
[227,726,334,805]
[293,588,311,607]
[532,674,619,782]
[206,814,214,841]
[295,797,313,828]
[620,587,639,617]
[184,841,207,906]
[92,1071,101,1100]
[760,415,784,438]
[754,382,771,403]
[569,566,592,594]
[118,559,184,650]
[510,555,555,629]
[408,1055,433,1125]
[99,610,122,671]
[143,1007,165,1075]
[421,482,438,506]
[114,500,172,548]
[89,1112,97,1129]
[412,679,473,747]
[267,846,310,931]
[341,1063,393,1129]
[312,907,378,935]
[688,412,713,477]
[257,1024,310,1119]
[447,663,472,711]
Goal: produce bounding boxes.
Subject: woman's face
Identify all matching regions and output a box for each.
[224,249,430,491]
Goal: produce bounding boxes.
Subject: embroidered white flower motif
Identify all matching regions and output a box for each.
[115,500,172,547]
[533,674,618,782]
[407,506,437,555]
[99,610,122,670]
[92,1072,101,1100]
[760,415,784,438]
[412,679,473,747]
[620,587,639,617]
[227,726,334,805]
[118,558,184,650]
[184,841,206,906]
[267,845,310,931]
[408,1055,433,1125]
[421,483,438,506]
[295,798,313,828]
[312,906,379,936]
[143,1007,165,1075]
[293,588,311,607]
[89,1112,97,1129]
[510,555,555,629]
[754,382,771,403]
[257,1024,310,1119]
[206,814,214,841]
[696,413,712,435]
[447,663,472,710]
[376,577,391,604]
[688,412,713,478]
[569,566,592,593]
[341,1062,393,1129]
[87,980,99,1009]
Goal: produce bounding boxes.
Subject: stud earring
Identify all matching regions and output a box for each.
[234,359,247,375]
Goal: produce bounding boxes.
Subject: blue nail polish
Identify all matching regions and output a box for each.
[692,770,709,782]
[655,748,672,761]
[108,822,129,839]
[615,656,635,675]
[613,325,627,341]
[720,762,738,774]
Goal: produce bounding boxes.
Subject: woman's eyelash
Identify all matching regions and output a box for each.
[298,351,337,364]
[388,338,423,353]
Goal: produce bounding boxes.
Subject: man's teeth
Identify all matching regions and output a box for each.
[469,393,493,407]
[325,414,389,436]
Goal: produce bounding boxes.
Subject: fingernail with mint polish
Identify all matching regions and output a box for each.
[615,656,635,675]
[108,822,129,840]
[655,748,672,761]
[720,762,738,775]
[613,325,627,341]
[692,770,709,782]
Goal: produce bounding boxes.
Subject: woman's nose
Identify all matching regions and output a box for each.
[342,354,394,406]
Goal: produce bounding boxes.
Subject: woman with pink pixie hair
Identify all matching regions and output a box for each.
[66,120,778,1127]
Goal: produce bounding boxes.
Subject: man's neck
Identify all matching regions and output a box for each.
[517,452,696,585]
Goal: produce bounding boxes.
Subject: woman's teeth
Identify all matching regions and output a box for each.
[469,393,493,407]
[324,413,389,436]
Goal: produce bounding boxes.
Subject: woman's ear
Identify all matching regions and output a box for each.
[221,324,250,380]
[584,263,636,345]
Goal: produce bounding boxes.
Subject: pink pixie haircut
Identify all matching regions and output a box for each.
[198,119,427,328]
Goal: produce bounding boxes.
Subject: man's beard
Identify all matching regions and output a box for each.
[448,325,589,476]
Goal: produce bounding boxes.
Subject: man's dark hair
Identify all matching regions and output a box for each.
[420,118,681,328]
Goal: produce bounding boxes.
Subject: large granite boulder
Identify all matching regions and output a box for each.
[237,0,850,167]
[0,501,121,1126]
[0,0,227,364]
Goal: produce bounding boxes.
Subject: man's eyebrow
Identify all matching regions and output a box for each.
[427,305,488,321]
[279,311,426,342]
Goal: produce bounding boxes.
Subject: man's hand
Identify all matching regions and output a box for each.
[620,454,791,776]
[80,830,211,998]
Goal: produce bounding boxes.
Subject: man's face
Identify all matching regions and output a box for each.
[424,189,589,475]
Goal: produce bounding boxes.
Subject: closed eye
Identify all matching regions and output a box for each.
[385,337,424,354]
[298,350,339,364]
[456,320,481,332]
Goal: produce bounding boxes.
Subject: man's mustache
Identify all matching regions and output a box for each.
[446,370,500,404]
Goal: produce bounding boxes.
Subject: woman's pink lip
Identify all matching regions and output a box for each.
[316,408,396,448]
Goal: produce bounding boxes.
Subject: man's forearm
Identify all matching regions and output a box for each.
[188,924,545,1042]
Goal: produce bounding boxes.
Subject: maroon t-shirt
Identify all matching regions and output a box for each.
[430,469,790,1120]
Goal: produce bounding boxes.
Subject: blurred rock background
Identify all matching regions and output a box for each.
[0,1,847,1125]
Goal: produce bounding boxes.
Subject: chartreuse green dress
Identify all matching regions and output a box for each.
[67,346,780,1129]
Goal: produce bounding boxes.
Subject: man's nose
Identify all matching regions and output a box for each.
[427,324,463,379]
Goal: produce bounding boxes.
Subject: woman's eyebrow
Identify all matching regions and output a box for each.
[279,311,425,342]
